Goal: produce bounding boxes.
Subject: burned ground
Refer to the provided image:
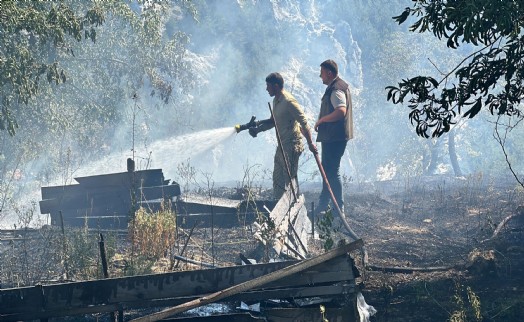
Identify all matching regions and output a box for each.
[170,174,523,321]
[1,175,522,321]
[315,175,524,322]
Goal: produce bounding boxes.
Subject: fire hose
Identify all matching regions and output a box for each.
[311,150,368,265]
[271,103,368,264]
[235,113,466,272]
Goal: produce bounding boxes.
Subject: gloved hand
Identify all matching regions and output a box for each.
[248,126,260,138]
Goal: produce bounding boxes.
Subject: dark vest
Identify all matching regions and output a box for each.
[316,77,353,142]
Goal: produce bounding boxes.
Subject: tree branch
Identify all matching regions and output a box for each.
[493,115,524,188]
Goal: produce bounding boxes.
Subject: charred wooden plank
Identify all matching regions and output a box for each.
[263,255,356,288]
[0,261,295,313]
[46,202,131,218]
[40,191,131,214]
[41,184,84,199]
[256,188,311,259]
[0,285,45,314]
[130,239,363,322]
[73,169,164,188]
[140,184,181,200]
[225,284,355,303]
[49,213,129,229]
[0,242,361,322]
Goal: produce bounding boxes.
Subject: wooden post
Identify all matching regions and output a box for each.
[311,201,315,237]
[99,234,109,278]
[99,233,117,322]
[59,211,69,280]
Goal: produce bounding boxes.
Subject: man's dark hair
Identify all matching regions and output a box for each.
[265,72,284,88]
[320,59,338,76]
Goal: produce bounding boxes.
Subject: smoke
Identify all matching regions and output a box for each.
[138,0,366,185]
[7,0,519,229]
[59,1,366,187]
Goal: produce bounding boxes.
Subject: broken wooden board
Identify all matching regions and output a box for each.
[0,241,361,322]
[255,184,311,259]
[130,240,362,322]
[175,196,276,228]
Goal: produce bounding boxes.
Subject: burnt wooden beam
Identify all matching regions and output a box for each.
[130,239,363,322]
[74,169,164,187]
[41,184,84,199]
[0,246,360,322]
[139,184,181,200]
[225,283,355,303]
[0,261,296,319]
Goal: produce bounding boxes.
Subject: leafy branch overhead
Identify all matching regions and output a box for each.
[386,0,524,138]
[0,1,195,136]
[0,1,104,135]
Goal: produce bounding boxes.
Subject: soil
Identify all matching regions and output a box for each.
[189,174,524,322]
[302,175,524,322]
[5,174,522,321]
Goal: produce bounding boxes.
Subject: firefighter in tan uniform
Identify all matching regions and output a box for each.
[248,72,316,200]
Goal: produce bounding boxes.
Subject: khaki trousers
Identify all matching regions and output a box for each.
[272,144,301,200]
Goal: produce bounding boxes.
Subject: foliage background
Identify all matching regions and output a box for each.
[1,0,523,227]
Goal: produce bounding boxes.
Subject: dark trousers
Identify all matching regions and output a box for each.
[317,140,347,213]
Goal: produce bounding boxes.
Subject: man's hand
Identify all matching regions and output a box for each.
[248,127,259,138]
[314,119,322,132]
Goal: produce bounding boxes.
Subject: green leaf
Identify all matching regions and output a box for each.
[463,99,482,118]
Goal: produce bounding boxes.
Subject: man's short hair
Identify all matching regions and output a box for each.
[320,59,338,76]
[265,72,284,88]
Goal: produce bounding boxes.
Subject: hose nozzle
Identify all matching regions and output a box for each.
[235,115,257,133]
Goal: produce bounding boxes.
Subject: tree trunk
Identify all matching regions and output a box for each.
[448,130,463,176]
[424,140,439,175]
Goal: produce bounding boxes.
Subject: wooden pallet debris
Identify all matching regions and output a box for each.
[0,240,362,322]
[39,168,180,229]
[254,185,311,259]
